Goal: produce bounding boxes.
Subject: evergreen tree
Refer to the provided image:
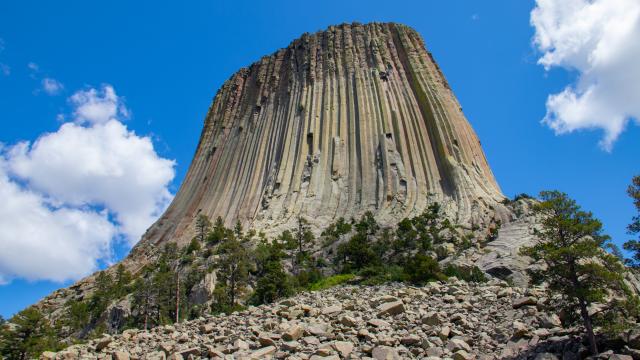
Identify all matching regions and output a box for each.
[215,232,250,310]
[336,213,383,272]
[113,264,132,298]
[403,253,445,284]
[0,308,60,360]
[291,217,314,276]
[206,216,226,246]
[520,191,625,355]
[624,175,640,267]
[251,239,293,304]
[131,276,158,330]
[87,271,114,323]
[152,243,183,324]
[195,214,212,243]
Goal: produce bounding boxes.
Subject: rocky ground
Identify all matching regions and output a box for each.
[41,280,639,360]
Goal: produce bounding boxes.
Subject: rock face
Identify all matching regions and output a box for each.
[36,22,525,323]
[134,22,506,255]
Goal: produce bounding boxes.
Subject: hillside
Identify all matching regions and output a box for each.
[40,281,639,360]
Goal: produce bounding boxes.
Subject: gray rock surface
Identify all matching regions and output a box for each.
[45,280,637,360]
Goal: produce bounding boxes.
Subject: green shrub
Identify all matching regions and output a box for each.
[308,274,356,291]
[443,264,488,283]
[403,253,446,284]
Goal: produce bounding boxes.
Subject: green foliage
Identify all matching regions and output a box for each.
[336,231,380,272]
[308,274,356,291]
[113,264,133,298]
[0,308,61,360]
[250,239,294,305]
[355,211,379,236]
[206,216,226,246]
[403,253,446,285]
[502,193,533,204]
[65,300,90,332]
[321,217,352,246]
[131,276,157,331]
[358,265,405,285]
[443,264,487,283]
[392,203,455,262]
[520,190,626,354]
[335,213,387,273]
[214,231,250,309]
[186,238,201,254]
[624,175,640,267]
[195,214,211,243]
[251,260,294,305]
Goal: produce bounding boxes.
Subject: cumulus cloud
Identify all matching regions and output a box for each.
[0,168,116,284]
[41,77,63,95]
[70,85,130,125]
[531,0,640,150]
[0,85,175,284]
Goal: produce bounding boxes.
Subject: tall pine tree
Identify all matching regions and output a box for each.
[521,191,625,355]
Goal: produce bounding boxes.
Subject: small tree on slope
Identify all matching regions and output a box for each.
[624,175,640,267]
[520,191,625,355]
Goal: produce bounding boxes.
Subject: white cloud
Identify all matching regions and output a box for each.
[0,85,175,284]
[27,62,39,71]
[41,77,63,95]
[531,0,640,150]
[0,167,116,284]
[70,85,129,124]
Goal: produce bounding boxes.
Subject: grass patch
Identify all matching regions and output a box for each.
[308,274,356,291]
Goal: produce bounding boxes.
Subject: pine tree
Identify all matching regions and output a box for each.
[291,217,314,275]
[215,232,250,310]
[131,276,158,330]
[520,191,625,355]
[624,175,640,267]
[251,238,293,304]
[114,264,132,298]
[206,216,226,245]
[0,308,59,360]
[195,214,211,243]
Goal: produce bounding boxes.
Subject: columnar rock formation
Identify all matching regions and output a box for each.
[136,22,506,254]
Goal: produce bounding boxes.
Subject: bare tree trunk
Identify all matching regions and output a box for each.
[579,298,598,354]
[175,271,180,323]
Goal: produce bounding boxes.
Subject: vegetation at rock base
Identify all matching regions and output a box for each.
[0,308,62,360]
[520,190,636,355]
[4,189,640,359]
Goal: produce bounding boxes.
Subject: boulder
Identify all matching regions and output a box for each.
[283,324,304,341]
[512,296,537,309]
[371,346,400,360]
[376,301,405,317]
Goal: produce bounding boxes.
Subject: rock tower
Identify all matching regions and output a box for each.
[135,22,506,256]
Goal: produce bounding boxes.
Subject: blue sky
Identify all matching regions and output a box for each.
[0,0,638,318]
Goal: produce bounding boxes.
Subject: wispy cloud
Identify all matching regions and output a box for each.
[0,38,8,77]
[41,77,63,95]
[531,0,640,151]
